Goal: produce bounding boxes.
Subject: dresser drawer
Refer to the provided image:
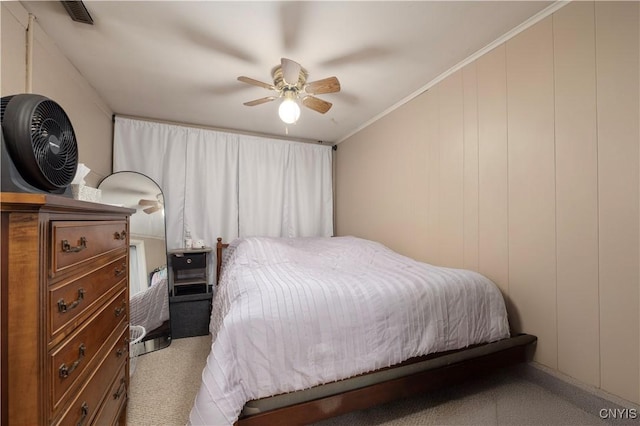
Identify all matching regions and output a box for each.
[92,366,128,426]
[53,326,128,426]
[171,251,206,269]
[49,256,127,345]
[51,220,128,276]
[50,289,128,411]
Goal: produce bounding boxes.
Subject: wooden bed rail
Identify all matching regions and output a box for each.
[216,237,229,285]
[236,334,536,426]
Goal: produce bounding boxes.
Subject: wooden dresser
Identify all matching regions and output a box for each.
[1,193,135,425]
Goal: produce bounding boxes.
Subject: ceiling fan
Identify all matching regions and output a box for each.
[238,58,340,124]
[138,193,163,214]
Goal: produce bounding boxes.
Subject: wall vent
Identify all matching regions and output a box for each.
[60,1,94,25]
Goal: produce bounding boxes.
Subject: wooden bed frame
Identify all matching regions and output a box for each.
[215,238,537,426]
[216,237,229,282]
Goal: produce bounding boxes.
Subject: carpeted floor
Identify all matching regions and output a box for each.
[127,335,636,426]
[127,334,212,426]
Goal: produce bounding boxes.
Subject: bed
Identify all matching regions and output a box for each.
[130,266,170,337]
[188,236,536,426]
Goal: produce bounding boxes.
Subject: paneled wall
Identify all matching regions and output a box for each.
[335,1,640,404]
[1,3,113,186]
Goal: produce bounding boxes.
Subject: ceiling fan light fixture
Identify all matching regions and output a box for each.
[278,95,300,124]
[238,58,340,125]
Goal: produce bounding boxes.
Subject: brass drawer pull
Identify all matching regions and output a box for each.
[114,302,126,318]
[77,402,89,426]
[114,263,127,277]
[57,288,85,313]
[116,344,128,358]
[113,230,127,240]
[62,237,87,253]
[113,378,126,400]
[59,344,86,378]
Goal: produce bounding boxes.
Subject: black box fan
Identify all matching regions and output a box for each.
[1,94,79,195]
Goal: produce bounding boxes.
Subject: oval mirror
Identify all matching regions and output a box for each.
[99,171,171,354]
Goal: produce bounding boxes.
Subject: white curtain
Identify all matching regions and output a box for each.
[238,137,333,237]
[285,142,333,237]
[113,118,188,249]
[183,128,240,245]
[113,117,333,255]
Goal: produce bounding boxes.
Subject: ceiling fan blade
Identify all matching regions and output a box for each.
[138,199,157,206]
[280,2,305,51]
[243,96,277,106]
[237,76,275,91]
[143,205,162,214]
[281,57,301,86]
[305,77,341,95]
[302,96,332,114]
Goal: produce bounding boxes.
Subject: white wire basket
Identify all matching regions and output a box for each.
[129,325,146,377]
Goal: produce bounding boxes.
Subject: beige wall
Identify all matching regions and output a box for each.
[1,3,113,186]
[336,1,640,404]
[138,236,168,273]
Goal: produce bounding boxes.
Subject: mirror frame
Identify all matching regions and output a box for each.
[98,171,171,355]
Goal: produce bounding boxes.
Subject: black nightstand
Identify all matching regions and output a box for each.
[170,292,213,338]
[168,247,212,296]
[168,247,213,338]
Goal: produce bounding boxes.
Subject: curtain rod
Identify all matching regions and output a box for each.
[112,113,335,149]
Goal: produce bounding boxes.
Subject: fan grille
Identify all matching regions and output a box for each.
[30,100,78,188]
[2,94,79,191]
[0,96,14,123]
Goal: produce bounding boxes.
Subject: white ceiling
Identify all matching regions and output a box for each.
[21,1,553,144]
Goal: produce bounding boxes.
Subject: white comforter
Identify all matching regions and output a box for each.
[189,236,509,425]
